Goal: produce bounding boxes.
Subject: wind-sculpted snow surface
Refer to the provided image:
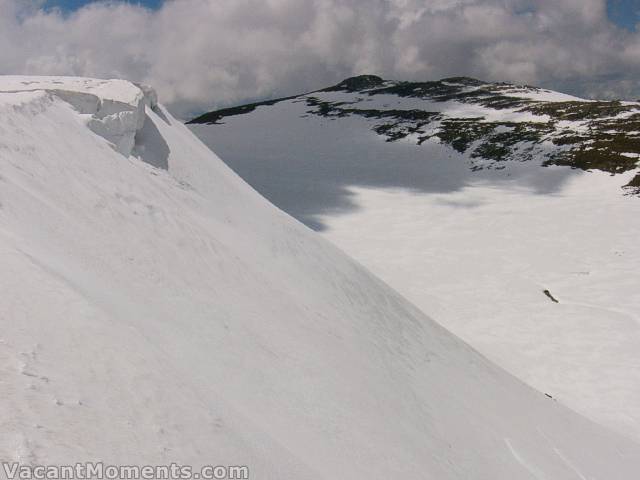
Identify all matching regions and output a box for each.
[1,77,639,479]
[0,76,157,156]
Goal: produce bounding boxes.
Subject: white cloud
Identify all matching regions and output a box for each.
[1,0,639,118]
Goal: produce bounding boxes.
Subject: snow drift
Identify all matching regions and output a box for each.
[0,76,639,479]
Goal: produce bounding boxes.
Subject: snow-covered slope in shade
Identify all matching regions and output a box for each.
[1,77,640,479]
[189,77,640,442]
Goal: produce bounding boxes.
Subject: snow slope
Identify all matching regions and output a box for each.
[1,77,640,479]
[189,78,640,443]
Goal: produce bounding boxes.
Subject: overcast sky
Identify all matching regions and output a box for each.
[2,0,640,118]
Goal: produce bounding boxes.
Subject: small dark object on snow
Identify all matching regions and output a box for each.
[543,289,559,303]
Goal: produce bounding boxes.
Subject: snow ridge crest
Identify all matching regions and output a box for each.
[0,76,158,157]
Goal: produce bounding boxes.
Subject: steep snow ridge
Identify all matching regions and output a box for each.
[0,76,156,156]
[2,76,640,478]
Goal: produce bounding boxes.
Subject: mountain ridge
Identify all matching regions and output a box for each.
[190,75,640,192]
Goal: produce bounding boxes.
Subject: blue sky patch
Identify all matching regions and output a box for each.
[44,0,163,11]
[607,0,640,31]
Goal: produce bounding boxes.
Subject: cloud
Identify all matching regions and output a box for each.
[1,0,639,118]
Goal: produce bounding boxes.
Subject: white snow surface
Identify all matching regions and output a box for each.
[0,76,156,156]
[190,91,640,444]
[313,89,551,123]
[2,77,640,479]
[496,86,588,103]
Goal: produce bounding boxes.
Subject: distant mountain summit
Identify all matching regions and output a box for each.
[190,75,640,192]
